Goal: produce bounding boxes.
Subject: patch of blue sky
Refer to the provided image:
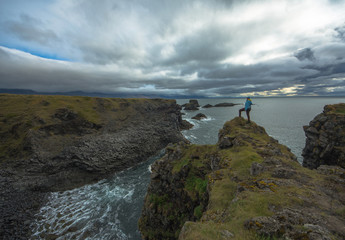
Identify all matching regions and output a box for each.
[1,43,70,62]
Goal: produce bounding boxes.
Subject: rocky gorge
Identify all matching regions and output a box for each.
[139,104,345,240]
[1,95,345,240]
[0,94,187,239]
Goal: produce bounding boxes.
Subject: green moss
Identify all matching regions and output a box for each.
[173,157,190,173]
[172,144,216,173]
[325,103,345,115]
[148,194,170,208]
[193,205,203,220]
[208,176,237,210]
[179,222,256,240]
[185,175,208,196]
[228,148,264,179]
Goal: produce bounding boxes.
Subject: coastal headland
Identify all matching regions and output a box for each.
[1,94,344,240]
[139,105,345,240]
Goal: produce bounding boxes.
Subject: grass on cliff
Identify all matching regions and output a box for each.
[171,144,217,201]
[0,94,173,162]
[325,103,345,115]
[178,118,312,240]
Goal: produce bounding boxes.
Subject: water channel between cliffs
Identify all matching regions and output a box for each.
[31,97,344,240]
[30,152,162,240]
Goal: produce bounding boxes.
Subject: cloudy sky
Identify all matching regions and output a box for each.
[1,0,345,97]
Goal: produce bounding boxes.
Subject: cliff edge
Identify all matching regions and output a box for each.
[0,94,186,191]
[139,117,345,240]
[302,103,345,169]
[0,94,186,238]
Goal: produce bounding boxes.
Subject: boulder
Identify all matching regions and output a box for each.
[191,113,207,120]
[180,120,194,130]
[214,102,238,107]
[202,104,213,108]
[183,99,200,110]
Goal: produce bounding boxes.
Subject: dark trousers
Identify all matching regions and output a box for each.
[239,108,251,122]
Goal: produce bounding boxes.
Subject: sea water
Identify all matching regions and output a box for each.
[30,152,163,240]
[31,97,344,240]
[177,97,345,163]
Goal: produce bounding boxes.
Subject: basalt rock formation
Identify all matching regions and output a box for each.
[202,104,213,108]
[182,100,200,110]
[139,117,345,240]
[192,113,207,120]
[213,102,239,107]
[201,103,239,108]
[0,94,186,239]
[302,103,345,169]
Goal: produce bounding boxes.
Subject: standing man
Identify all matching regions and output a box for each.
[239,97,253,123]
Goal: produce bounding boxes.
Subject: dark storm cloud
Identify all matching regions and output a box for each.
[335,24,345,41]
[294,48,315,61]
[0,48,135,93]
[1,0,345,97]
[300,61,345,81]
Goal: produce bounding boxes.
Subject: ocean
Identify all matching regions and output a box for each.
[30,97,344,240]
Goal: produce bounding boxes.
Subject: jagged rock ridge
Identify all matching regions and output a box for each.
[303,103,345,169]
[140,116,345,240]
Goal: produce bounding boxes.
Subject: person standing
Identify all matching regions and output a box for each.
[239,97,253,123]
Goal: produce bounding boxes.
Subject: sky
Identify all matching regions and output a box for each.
[1,0,345,97]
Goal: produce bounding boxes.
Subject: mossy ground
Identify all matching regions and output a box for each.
[172,117,344,240]
[325,103,345,115]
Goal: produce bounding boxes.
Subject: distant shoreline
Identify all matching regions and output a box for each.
[1,89,344,99]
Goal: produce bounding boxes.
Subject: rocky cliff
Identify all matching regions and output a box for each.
[0,94,186,191]
[302,103,345,169]
[139,117,345,240]
[0,94,186,238]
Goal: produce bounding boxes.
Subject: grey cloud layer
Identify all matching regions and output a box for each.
[4,14,59,46]
[1,0,345,96]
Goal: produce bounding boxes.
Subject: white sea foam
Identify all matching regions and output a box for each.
[30,154,161,240]
[200,116,215,121]
[31,180,133,239]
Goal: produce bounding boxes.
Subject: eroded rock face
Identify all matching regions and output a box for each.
[0,96,187,239]
[0,95,188,191]
[302,104,345,169]
[139,142,211,240]
[9,99,187,191]
[180,120,194,130]
[140,117,345,240]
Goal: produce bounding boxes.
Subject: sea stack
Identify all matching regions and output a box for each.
[183,100,200,110]
[302,103,345,169]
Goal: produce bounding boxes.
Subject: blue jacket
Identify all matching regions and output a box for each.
[245,99,252,110]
